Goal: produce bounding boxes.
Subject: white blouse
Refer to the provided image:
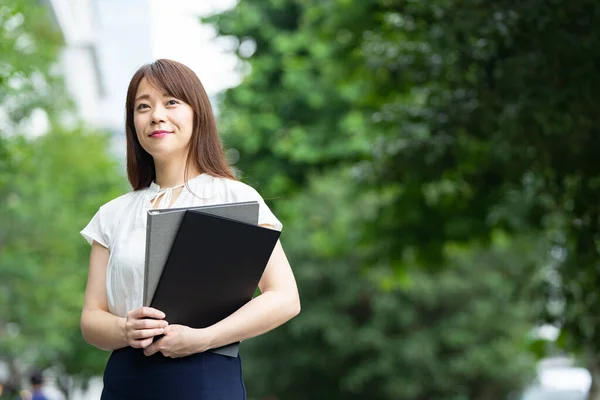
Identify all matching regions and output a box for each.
[80,173,282,318]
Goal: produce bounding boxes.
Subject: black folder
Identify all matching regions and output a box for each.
[144,202,259,307]
[149,209,281,350]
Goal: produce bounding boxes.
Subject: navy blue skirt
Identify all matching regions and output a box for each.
[100,347,246,400]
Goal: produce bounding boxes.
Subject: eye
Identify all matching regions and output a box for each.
[136,103,150,111]
[166,99,179,106]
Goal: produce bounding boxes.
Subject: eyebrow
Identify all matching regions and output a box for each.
[135,94,150,103]
[135,92,171,103]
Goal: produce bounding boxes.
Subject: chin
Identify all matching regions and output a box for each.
[145,146,187,161]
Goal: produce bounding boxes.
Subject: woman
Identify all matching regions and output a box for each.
[80,59,300,399]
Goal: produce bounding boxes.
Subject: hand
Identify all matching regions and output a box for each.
[143,324,210,358]
[123,307,168,349]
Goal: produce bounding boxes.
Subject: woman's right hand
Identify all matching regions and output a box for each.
[122,307,168,349]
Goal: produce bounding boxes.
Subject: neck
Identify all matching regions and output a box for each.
[153,156,201,189]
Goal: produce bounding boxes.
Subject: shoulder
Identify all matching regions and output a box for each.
[214,177,275,206]
[221,178,263,199]
[81,190,143,247]
[194,174,264,202]
[97,190,139,217]
[187,174,283,230]
[217,177,283,230]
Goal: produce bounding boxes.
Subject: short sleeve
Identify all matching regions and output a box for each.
[256,194,283,231]
[80,206,110,248]
[230,181,283,231]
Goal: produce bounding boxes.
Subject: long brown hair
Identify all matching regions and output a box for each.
[125,59,235,190]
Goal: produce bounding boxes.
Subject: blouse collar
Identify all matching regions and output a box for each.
[147,173,214,207]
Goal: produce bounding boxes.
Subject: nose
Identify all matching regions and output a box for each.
[151,104,166,125]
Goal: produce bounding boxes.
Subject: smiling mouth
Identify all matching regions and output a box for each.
[150,131,172,138]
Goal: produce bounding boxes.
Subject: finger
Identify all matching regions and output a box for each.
[132,328,165,339]
[129,307,166,320]
[142,307,166,319]
[138,337,154,350]
[132,319,168,330]
[130,338,151,349]
[144,341,160,356]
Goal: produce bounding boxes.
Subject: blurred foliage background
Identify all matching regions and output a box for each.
[0,0,125,397]
[1,0,600,399]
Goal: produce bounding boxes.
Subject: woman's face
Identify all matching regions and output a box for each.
[133,77,195,161]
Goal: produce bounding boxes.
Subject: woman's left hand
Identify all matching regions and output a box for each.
[143,324,203,358]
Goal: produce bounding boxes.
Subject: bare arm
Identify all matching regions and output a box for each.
[80,241,167,351]
[80,241,128,351]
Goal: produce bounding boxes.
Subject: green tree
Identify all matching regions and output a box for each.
[325,1,600,397]
[0,0,67,130]
[0,0,126,396]
[241,171,538,400]
[0,127,126,396]
[206,1,544,397]
[209,1,600,395]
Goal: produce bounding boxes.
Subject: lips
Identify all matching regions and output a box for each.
[150,130,172,138]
